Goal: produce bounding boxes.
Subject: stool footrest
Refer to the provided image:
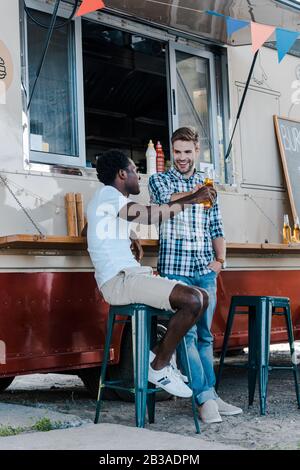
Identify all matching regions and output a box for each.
[103,381,159,394]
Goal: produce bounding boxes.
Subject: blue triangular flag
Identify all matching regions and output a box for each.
[206,10,224,18]
[226,17,249,37]
[276,28,299,63]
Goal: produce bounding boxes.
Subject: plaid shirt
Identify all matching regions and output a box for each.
[148,167,225,276]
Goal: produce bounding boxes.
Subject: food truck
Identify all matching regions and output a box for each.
[1,0,300,398]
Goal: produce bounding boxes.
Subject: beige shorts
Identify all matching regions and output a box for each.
[101,266,182,311]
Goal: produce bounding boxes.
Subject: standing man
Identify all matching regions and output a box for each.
[149,127,243,424]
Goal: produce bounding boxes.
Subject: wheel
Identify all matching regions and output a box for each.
[0,376,15,392]
[78,367,119,400]
[109,323,171,402]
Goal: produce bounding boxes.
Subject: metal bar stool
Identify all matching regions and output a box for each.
[216,296,300,415]
[94,303,200,433]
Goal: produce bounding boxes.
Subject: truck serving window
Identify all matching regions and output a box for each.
[24,7,85,167]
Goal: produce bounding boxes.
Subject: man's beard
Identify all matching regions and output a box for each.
[174,161,194,174]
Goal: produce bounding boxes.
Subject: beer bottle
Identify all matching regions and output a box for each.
[283,214,292,245]
[202,168,214,209]
[293,216,300,243]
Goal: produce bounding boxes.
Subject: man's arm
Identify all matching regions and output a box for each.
[212,237,226,261]
[118,185,216,225]
[208,237,226,275]
[169,184,203,202]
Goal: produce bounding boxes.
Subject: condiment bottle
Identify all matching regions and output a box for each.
[156,141,165,173]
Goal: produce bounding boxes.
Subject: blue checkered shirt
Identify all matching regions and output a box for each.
[148,167,225,276]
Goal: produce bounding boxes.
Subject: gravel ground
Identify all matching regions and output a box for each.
[1,344,300,450]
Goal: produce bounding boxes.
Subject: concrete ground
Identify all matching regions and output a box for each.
[0,344,300,450]
[0,421,242,450]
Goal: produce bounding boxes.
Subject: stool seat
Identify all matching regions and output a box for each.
[216,295,300,415]
[94,303,200,433]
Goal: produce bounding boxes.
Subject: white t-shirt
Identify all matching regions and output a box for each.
[87,185,140,287]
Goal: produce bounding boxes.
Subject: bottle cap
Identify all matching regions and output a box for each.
[284,214,290,225]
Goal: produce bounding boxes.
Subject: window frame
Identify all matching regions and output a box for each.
[169,42,220,176]
[21,0,86,168]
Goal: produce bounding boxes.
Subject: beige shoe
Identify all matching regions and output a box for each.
[216,398,243,416]
[199,399,222,424]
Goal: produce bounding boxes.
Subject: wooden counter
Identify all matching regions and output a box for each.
[1,235,300,255]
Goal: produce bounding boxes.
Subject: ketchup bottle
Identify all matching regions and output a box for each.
[156,141,165,173]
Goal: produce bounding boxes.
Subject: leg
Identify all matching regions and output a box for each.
[216,298,236,392]
[94,312,115,424]
[133,306,151,428]
[151,284,209,370]
[284,304,300,408]
[160,273,216,404]
[180,337,201,434]
[147,315,157,424]
[257,299,271,416]
[248,306,257,406]
[178,324,216,404]
[193,272,217,395]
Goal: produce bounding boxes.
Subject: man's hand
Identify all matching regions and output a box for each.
[0,57,7,80]
[130,238,144,262]
[208,261,222,275]
[188,185,217,208]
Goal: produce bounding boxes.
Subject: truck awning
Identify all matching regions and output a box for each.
[103,0,300,45]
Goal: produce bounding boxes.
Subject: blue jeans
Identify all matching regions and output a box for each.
[161,271,218,405]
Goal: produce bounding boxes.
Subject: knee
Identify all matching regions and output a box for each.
[187,288,209,320]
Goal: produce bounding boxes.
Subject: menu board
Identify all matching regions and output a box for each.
[274,116,300,222]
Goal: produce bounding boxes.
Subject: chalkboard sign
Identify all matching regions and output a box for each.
[274,115,300,222]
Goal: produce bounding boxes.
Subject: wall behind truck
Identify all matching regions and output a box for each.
[221,45,300,244]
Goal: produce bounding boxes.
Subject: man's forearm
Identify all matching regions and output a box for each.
[170,191,193,202]
[126,195,194,225]
[212,237,226,260]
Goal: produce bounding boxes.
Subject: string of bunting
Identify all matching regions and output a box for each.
[75,0,300,63]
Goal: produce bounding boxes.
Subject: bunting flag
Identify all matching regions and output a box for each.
[276,28,299,62]
[205,10,224,18]
[251,22,276,54]
[74,5,300,64]
[76,0,105,17]
[226,17,249,37]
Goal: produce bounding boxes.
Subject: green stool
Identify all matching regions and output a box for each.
[216,296,300,415]
[94,304,200,433]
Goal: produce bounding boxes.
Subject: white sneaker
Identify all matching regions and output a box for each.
[170,353,189,383]
[148,363,193,398]
[150,350,188,383]
[199,399,222,424]
[216,398,243,416]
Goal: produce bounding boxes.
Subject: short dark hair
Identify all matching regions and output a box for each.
[96,150,131,185]
[171,127,199,146]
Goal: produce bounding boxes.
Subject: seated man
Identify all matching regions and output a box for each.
[87,149,216,397]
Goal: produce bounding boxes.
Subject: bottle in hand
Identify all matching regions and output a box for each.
[202,168,214,209]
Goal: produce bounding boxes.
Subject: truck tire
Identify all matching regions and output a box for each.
[78,367,119,400]
[0,376,15,392]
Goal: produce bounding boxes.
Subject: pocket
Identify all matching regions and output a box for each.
[207,269,217,277]
[121,266,153,277]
